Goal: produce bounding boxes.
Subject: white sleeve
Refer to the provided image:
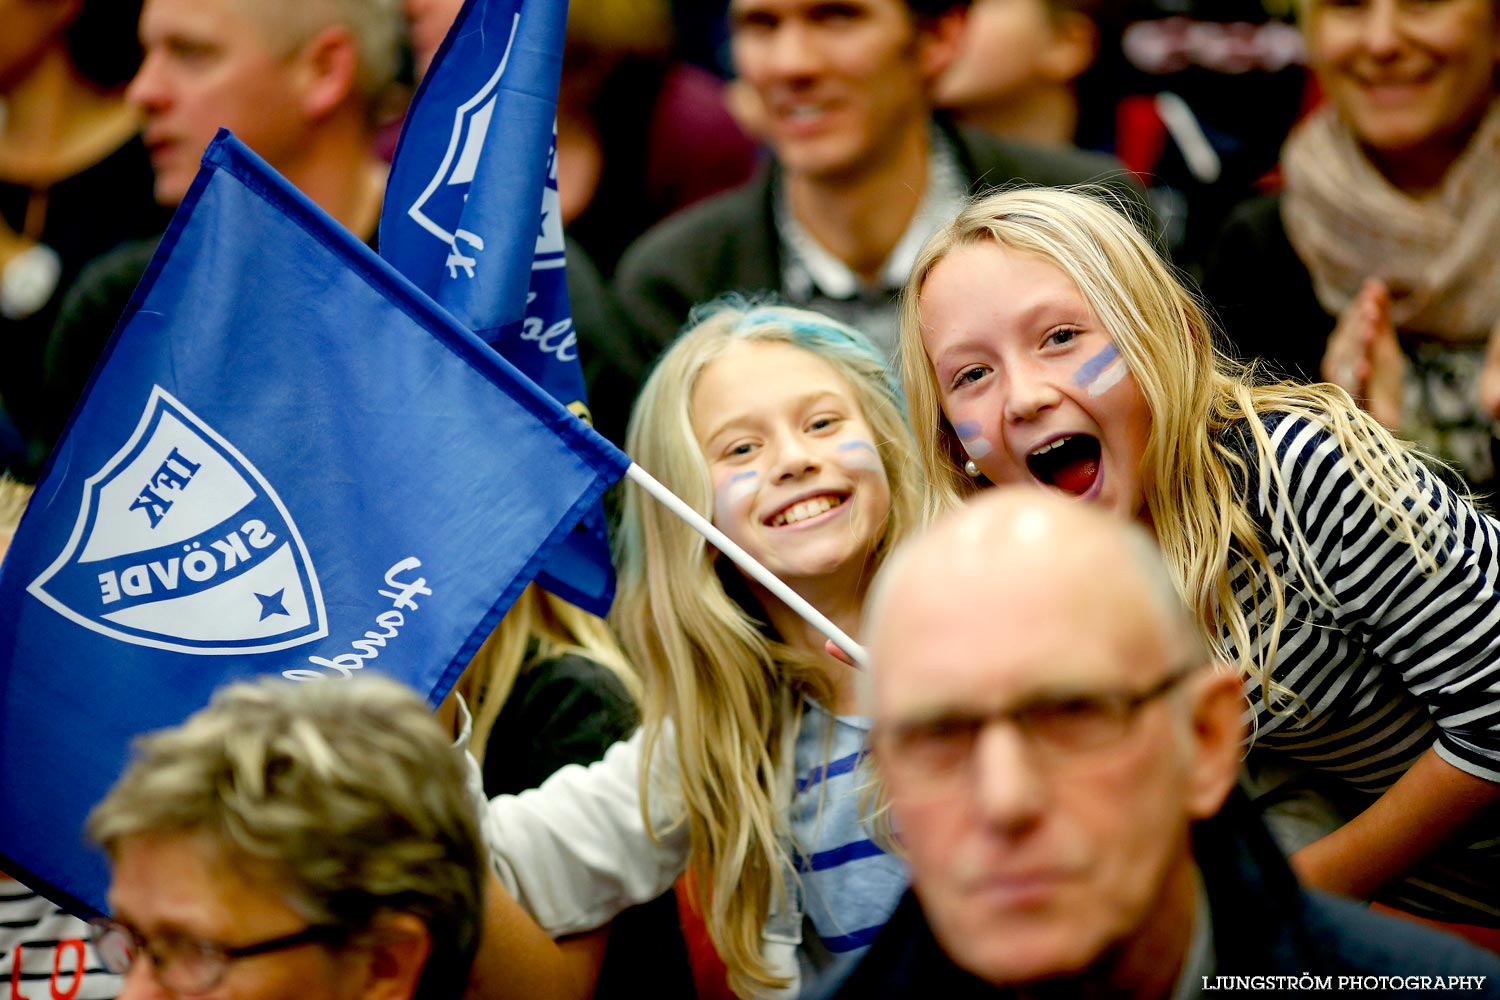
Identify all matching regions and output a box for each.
[484,726,692,936]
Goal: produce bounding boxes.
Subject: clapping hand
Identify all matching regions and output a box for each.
[1478,318,1500,424]
[1321,278,1405,431]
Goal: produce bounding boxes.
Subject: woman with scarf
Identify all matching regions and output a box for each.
[1203,0,1500,497]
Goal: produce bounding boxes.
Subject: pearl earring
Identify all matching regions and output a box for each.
[964,460,981,478]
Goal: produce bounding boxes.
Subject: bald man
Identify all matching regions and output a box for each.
[838,489,1500,999]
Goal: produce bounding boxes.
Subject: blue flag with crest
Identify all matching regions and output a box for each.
[0,131,629,915]
[380,0,617,616]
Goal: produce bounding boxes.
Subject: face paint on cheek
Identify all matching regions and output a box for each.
[952,419,995,460]
[715,471,760,519]
[837,439,885,476]
[1073,343,1127,398]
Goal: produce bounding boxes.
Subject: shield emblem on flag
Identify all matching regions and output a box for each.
[28,386,326,655]
[405,14,521,279]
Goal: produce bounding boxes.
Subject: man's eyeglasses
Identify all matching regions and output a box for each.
[90,918,347,995]
[874,668,1198,789]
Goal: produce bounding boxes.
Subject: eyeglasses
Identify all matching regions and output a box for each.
[874,668,1197,789]
[90,917,347,995]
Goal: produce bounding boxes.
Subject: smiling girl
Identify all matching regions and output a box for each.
[899,186,1500,936]
[480,300,922,999]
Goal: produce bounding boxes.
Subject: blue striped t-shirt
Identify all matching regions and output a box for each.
[788,701,908,998]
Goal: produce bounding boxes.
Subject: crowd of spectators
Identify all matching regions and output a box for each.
[3,0,1329,468]
[3,1,1499,998]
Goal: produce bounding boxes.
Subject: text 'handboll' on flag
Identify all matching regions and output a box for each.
[0,130,629,916]
[380,0,616,617]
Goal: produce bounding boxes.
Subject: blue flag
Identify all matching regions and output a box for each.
[0,131,629,915]
[380,0,616,616]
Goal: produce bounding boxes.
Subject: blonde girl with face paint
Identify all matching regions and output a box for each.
[899,186,1500,940]
[478,299,923,1000]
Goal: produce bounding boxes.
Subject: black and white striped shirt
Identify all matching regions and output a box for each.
[1225,412,1500,926]
[0,878,119,1000]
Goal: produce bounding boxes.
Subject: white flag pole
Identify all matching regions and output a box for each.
[624,463,870,670]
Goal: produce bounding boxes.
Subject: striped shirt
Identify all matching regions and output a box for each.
[1,880,120,1000]
[1226,412,1500,924]
[788,702,908,1000]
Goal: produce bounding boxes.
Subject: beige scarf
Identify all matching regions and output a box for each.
[1280,101,1500,344]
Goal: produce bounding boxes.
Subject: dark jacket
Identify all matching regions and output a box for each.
[834,793,1500,998]
[2,137,170,478]
[1200,193,1328,382]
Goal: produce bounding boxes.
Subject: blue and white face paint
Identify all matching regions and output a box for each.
[837,439,884,474]
[953,419,995,460]
[715,470,761,521]
[1072,344,1127,398]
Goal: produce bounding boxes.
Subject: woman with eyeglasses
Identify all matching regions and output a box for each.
[83,674,492,1000]
[898,186,1500,944]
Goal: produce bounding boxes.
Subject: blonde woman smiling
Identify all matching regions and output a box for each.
[1206,0,1500,495]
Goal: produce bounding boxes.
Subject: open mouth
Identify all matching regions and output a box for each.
[766,493,848,528]
[1026,435,1101,496]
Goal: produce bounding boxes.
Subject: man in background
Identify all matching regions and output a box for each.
[40,0,402,458]
[611,0,1140,362]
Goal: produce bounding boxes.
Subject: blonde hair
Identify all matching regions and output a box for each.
[900,186,1439,715]
[88,674,483,1000]
[454,583,640,766]
[231,0,402,107]
[612,299,921,997]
